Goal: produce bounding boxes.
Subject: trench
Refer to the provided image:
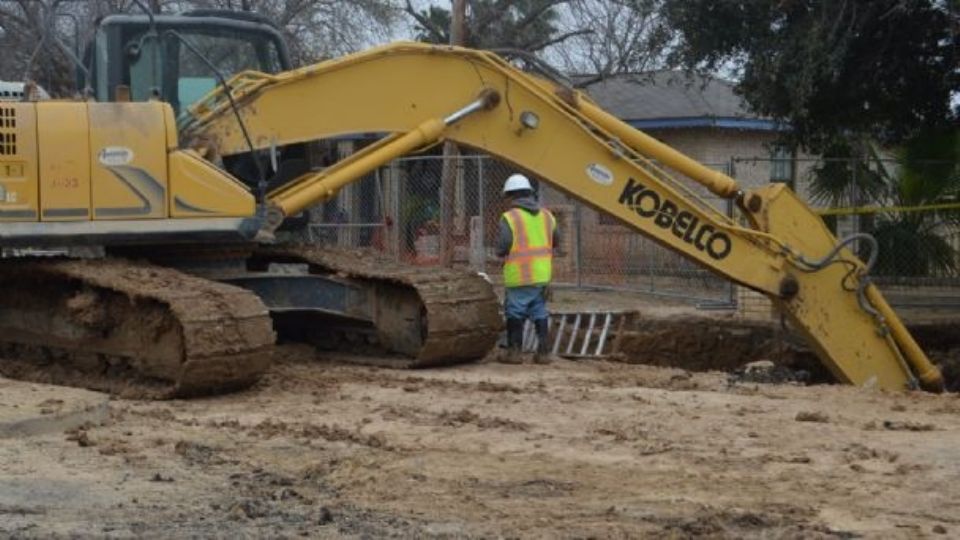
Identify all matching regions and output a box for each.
[614,316,960,391]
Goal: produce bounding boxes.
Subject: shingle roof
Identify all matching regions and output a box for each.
[579,71,778,130]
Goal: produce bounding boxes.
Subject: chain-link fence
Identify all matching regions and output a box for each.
[295,150,960,310]
[732,156,960,309]
[300,153,737,305]
[732,157,960,279]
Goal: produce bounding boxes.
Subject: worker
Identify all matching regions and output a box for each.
[496,173,561,364]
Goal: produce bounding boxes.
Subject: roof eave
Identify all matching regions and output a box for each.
[626,117,789,132]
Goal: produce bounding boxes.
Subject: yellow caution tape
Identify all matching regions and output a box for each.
[816,201,960,216]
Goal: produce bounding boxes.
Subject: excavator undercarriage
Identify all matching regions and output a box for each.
[0,257,275,398]
[244,246,502,368]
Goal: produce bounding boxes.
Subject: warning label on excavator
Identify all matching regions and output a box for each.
[586,163,614,186]
[618,178,732,260]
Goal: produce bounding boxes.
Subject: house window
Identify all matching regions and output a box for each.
[770,144,794,186]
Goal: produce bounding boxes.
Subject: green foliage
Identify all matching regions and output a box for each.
[409,5,452,44]
[808,130,960,277]
[872,216,957,277]
[664,1,958,150]
[807,140,887,208]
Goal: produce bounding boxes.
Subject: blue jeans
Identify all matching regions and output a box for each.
[504,285,549,321]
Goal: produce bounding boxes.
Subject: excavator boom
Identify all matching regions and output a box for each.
[183,42,941,392]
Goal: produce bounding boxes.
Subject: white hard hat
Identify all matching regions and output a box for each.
[503,173,533,194]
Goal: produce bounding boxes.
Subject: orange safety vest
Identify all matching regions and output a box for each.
[503,207,556,287]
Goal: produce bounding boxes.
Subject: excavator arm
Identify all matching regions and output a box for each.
[182,42,942,392]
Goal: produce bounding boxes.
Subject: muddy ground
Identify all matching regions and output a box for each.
[2,288,960,538]
[2,342,960,538]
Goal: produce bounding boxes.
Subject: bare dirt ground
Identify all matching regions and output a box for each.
[3,336,960,539]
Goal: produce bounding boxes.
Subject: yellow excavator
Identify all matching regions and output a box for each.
[0,10,943,397]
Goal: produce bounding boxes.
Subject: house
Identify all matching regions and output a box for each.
[575,71,803,194]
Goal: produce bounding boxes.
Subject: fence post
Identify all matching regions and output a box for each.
[852,157,860,236]
[392,161,401,261]
[575,201,583,288]
[726,196,737,306]
[478,156,486,273]
[648,242,654,293]
[728,157,739,307]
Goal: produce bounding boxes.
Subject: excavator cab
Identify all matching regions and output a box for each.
[83,10,291,115]
[81,10,312,210]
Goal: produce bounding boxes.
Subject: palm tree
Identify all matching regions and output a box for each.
[807,130,960,278]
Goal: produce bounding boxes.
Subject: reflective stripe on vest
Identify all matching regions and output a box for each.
[503,207,555,287]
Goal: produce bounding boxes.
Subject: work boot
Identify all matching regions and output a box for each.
[499,318,525,364]
[533,318,557,365]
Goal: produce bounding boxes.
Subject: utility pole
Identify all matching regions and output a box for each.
[439,0,466,267]
[450,0,466,44]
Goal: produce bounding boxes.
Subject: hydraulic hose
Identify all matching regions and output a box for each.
[795,233,880,320]
[796,233,942,391]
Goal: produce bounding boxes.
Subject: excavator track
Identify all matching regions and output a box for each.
[252,245,502,368]
[0,258,275,399]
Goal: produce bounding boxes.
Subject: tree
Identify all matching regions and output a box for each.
[403,1,680,87]
[0,0,137,95]
[551,0,673,84]
[806,130,960,277]
[403,0,576,52]
[869,131,960,276]
[186,0,397,63]
[0,0,397,96]
[664,1,958,151]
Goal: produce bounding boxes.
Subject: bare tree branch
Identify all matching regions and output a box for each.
[522,27,590,52]
[549,0,673,81]
[402,0,445,43]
